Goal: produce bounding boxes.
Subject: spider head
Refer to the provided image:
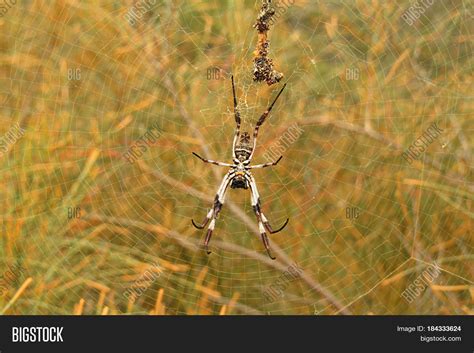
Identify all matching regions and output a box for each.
[235,132,252,162]
[239,132,251,145]
[237,155,246,163]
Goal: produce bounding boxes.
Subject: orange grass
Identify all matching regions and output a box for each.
[0,0,472,315]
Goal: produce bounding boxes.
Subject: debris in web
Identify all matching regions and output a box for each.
[253,0,283,86]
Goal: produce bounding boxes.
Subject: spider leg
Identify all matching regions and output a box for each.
[192,171,233,229]
[262,216,289,234]
[204,220,214,254]
[249,83,287,161]
[204,179,232,255]
[192,152,234,167]
[248,156,283,169]
[247,173,289,234]
[231,75,241,159]
[191,208,213,229]
[246,174,280,260]
[195,171,233,255]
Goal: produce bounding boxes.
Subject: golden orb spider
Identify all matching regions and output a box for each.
[192,76,288,260]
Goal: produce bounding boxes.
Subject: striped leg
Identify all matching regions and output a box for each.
[192,152,234,167]
[192,171,233,229]
[249,83,287,161]
[247,176,275,260]
[191,208,213,229]
[246,174,288,260]
[200,172,233,254]
[247,173,289,234]
[231,75,241,159]
[248,156,283,169]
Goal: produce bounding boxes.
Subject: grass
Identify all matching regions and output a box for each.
[0,0,472,315]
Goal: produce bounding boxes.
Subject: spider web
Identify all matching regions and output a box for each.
[1,0,472,315]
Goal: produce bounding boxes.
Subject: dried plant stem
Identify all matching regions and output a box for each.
[0,277,33,314]
[253,0,283,85]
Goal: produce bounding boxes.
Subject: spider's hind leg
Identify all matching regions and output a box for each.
[259,221,277,260]
[260,213,289,234]
[191,208,213,229]
[204,220,216,254]
[194,172,233,255]
[203,195,224,255]
[247,174,289,234]
[246,174,280,260]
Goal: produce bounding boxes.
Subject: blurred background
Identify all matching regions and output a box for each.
[0,0,472,314]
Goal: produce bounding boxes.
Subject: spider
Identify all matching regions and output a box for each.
[192,75,288,260]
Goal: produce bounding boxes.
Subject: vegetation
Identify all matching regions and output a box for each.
[0,0,472,314]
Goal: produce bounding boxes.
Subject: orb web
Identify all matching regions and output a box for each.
[1,0,471,315]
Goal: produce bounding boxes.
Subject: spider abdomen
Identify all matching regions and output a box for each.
[231,174,248,189]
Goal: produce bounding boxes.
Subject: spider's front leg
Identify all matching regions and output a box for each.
[246,174,289,260]
[192,171,233,254]
[249,83,287,161]
[231,75,241,159]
